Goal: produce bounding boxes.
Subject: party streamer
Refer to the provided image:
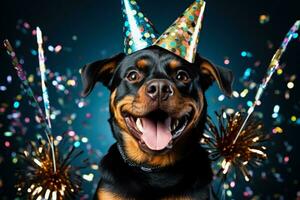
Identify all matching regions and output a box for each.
[232,20,300,145]
[3,39,57,172]
[36,27,52,129]
[4,39,50,132]
[35,27,57,173]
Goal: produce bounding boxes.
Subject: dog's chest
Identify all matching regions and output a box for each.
[96,144,213,200]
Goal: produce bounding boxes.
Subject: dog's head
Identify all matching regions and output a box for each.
[81,46,233,167]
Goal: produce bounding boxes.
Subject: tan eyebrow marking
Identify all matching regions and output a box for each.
[169,59,181,69]
[136,59,149,69]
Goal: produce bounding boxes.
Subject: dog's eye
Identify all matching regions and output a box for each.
[126,70,141,82]
[175,70,190,83]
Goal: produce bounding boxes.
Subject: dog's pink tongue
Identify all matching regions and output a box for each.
[140,117,172,151]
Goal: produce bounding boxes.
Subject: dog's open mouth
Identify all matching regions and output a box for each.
[124,110,191,152]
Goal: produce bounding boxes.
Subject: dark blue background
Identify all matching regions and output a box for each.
[0,0,299,199]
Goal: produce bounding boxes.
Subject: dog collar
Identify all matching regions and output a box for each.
[117,144,163,173]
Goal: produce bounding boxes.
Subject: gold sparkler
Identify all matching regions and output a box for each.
[201,111,268,181]
[15,139,84,200]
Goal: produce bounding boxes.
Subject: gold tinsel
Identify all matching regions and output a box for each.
[201,111,269,182]
[15,139,85,200]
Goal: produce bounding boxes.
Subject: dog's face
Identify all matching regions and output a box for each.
[81,46,233,167]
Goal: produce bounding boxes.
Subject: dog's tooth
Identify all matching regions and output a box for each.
[171,119,179,131]
[172,124,176,131]
[169,123,173,131]
[175,120,179,127]
[167,141,173,149]
[136,118,144,132]
[165,117,172,131]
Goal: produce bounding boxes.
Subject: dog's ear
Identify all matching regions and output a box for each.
[197,56,234,96]
[80,53,125,97]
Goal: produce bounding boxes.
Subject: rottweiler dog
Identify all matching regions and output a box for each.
[81,45,233,200]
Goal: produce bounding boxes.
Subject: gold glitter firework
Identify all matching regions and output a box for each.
[16,139,84,200]
[4,38,86,199]
[201,111,268,181]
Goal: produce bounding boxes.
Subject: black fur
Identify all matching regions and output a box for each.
[81,46,234,199]
[97,143,212,200]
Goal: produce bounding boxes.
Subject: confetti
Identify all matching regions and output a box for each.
[259,14,270,24]
[241,51,253,58]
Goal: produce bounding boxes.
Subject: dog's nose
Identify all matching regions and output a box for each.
[146,79,174,101]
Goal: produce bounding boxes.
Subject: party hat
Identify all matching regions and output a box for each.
[154,0,206,63]
[121,0,159,54]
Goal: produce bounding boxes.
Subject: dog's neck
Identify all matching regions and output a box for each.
[99,143,213,198]
[116,143,165,172]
